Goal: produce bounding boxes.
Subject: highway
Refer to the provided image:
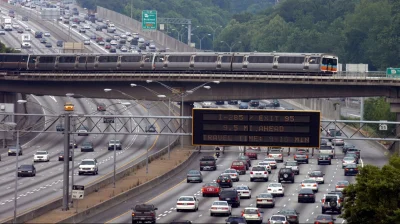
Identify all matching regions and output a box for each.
[82,100,389,224]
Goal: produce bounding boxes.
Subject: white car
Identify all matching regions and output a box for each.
[267,148,284,162]
[268,214,288,224]
[335,180,350,192]
[236,185,252,198]
[257,162,272,173]
[301,179,319,192]
[308,170,325,184]
[120,34,127,39]
[44,32,50,37]
[256,193,275,208]
[209,201,231,216]
[332,138,344,146]
[267,183,284,197]
[83,39,90,45]
[78,158,98,175]
[12,24,19,29]
[25,26,31,31]
[285,160,299,175]
[0,30,5,35]
[342,157,357,168]
[262,158,277,169]
[250,166,268,182]
[21,42,31,48]
[84,24,90,29]
[242,207,263,223]
[110,40,117,45]
[33,151,50,162]
[71,23,78,28]
[202,101,212,108]
[176,196,199,212]
[222,169,240,182]
[125,31,131,36]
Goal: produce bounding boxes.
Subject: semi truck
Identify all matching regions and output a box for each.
[1,16,12,31]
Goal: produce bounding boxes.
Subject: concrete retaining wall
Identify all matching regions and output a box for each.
[58,149,198,223]
[284,99,341,120]
[97,7,197,52]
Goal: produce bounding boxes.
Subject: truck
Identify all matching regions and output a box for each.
[199,156,217,171]
[1,16,12,31]
[131,204,157,224]
[21,33,31,48]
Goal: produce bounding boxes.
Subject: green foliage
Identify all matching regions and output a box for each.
[363,97,396,136]
[341,155,400,224]
[0,41,16,53]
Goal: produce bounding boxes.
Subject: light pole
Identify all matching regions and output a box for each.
[104,88,131,187]
[220,40,242,52]
[146,80,220,148]
[207,25,223,43]
[191,33,211,50]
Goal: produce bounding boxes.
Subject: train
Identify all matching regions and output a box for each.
[0,52,338,75]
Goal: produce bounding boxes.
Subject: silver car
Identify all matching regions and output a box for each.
[222,169,240,182]
[256,193,275,208]
[284,161,299,175]
[186,170,203,183]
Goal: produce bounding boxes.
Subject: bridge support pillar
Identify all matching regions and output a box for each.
[387,98,400,154]
[181,102,193,147]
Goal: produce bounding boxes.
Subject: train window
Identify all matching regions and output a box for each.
[309,57,319,64]
[78,57,87,63]
[220,56,232,63]
[122,56,141,62]
[233,56,244,63]
[39,56,56,63]
[168,56,190,62]
[143,55,152,62]
[107,56,118,63]
[59,56,76,63]
[98,56,108,63]
[4,55,22,62]
[294,57,304,64]
[194,56,218,63]
[21,56,28,62]
[0,55,4,62]
[29,56,38,63]
[248,56,273,63]
[154,56,165,63]
[87,56,95,63]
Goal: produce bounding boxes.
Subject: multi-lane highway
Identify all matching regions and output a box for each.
[80,100,389,224]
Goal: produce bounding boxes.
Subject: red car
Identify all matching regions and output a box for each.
[201,183,221,197]
[231,161,246,175]
[245,149,258,160]
[105,44,111,49]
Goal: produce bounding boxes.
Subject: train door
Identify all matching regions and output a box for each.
[216,55,222,69]
[34,56,40,69]
[54,56,60,69]
[94,56,99,69]
[272,56,279,70]
[140,54,153,70]
[116,56,121,69]
[74,56,80,69]
[153,54,165,70]
[303,55,310,71]
[163,55,169,69]
[242,55,249,69]
[189,55,195,69]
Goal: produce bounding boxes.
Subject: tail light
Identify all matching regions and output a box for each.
[315,222,320,224]
[131,213,135,217]
[241,211,244,217]
[313,184,317,187]
[257,199,262,201]
[278,154,282,157]
[268,188,271,191]
[301,184,305,187]
[217,180,220,183]
[264,172,267,174]
[345,169,349,171]
[269,155,272,157]
[329,222,333,224]
[250,172,254,174]
[150,212,155,217]
[294,155,297,159]
[177,203,183,205]
[236,196,239,201]
[187,203,194,205]
[222,207,229,210]
[219,197,222,200]
[211,207,217,209]
[278,188,282,191]
[227,180,231,182]
[338,199,342,203]
[328,157,331,160]
[201,188,204,192]
[321,199,325,203]
[257,212,261,217]
[299,194,303,196]
[290,216,297,219]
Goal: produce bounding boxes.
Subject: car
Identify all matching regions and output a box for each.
[255,192,275,208]
[342,142,356,153]
[344,163,359,176]
[71,23,78,28]
[58,151,72,161]
[345,152,359,163]
[95,25,102,31]
[44,32,50,37]
[294,152,308,164]
[228,100,238,105]
[285,161,299,175]
[33,151,50,162]
[125,31,131,36]
[108,139,122,150]
[236,185,251,199]
[97,103,106,111]
[56,40,63,47]
[79,28,86,33]
[241,207,263,223]
[278,168,295,183]
[202,101,213,108]
[120,46,128,52]
[301,179,319,192]
[320,139,329,146]
[268,214,288,224]
[176,196,199,212]
[113,34,120,39]
[17,164,36,177]
[308,170,325,184]
[12,24,19,29]
[215,100,224,105]
[98,41,105,45]
[83,39,90,45]
[245,150,258,160]
[342,156,357,168]
[187,170,203,183]
[21,42,31,48]
[110,40,117,45]
[262,158,277,169]
[328,191,344,203]
[77,126,89,136]
[120,34,127,39]
[199,156,217,171]
[332,138,344,146]
[131,204,158,224]
[249,166,268,182]
[105,43,112,49]
[201,182,221,197]
[321,194,342,214]
[69,141,77,149]
[40,38,47,43]
[145,125,157,132]
[230,161,246,175]
[267,183,284,197]
[22,16,28,21]
[0,29,5,35]
[314,214,336,224]
[267,148,284,162]
[78,158,98,175]
[237,155,251,168]
[17,28,24,33]
[257,103,266,109]
[318,154,331,165]
[109,47,116,53]
[298,188,316,203]
[219,189,240,207]
[239,102,248,109]
[346,147,361,159]
[83,24,90,29]
[217,174,233,188]
[45,42,52,48]
[222,169,240,182]
[335,180,350,192]
[225,216,246,224]
[8,146,22,156]
[81,141,94,152]
[249,100,260,107]
[257,162,272,174]
[209,200,231,216]
[277,208,300,224]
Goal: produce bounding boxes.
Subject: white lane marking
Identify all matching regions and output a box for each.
[48,96,57,102]
[342,220,346,223]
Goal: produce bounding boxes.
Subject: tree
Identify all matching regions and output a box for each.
[341,155,400,224]
[363,97,396,135]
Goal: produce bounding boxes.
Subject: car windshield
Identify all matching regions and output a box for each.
[310,171,323,176]
[346,164,357,168]
[259,193,272,198]
[270,149,281,153]
[259,162,269,166]
[252,166,265,171]
[286,162,297,166]
[204,183,218,187]
[264,159,275,162]
[299,189,313,194]
[269,183,281,188]
[303,179,316,183]
[20,165,32,169]
[109,140,120,144]
[271,216,286,221]
[36,151,47,155]
[224,170,236,174]
[244,208,258,214]
[212,201,227,206]
[83,142,92,146]
[188,170,199,175]
[316,215,332,220]
[279,209,296,215]
[179,197,194,201]
[81,161,95,165]
[344,157,355,160]
[236,186,248,190]
[337,181,350,186]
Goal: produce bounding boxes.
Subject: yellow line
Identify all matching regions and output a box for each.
[105,178,186,223]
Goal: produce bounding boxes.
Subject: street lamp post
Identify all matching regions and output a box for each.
[207,25,223,43]
[191,33,211,50]
[220,40,242,52]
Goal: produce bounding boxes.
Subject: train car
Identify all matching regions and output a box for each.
[0,53,28,71]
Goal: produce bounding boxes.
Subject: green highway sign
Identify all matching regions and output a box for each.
[142,10,157,31]
[386,68,400,77]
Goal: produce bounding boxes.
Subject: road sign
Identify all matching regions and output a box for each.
[386,68,400,77]
[142,10,157,31]
[379,120,388,131]
[192,109,321,147]
[72,185,84,200]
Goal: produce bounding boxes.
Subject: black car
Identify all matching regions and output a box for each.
[277,208,299,224]
[272,99,280,107]
[237,155,251,168]
[344,164,359,176]
[81,141,94,152]
[95,25,102,31]
[298,188,316,203]
[146,125,157,133]
[294,153,308,164]
[8,146,22,156]
[219,189,240,207]
[170,221,192,224]
[278,168,295,183]
[217,174,233,188]
[109,47,117,53]
[215,100,224,105]
[228,100,238,105]
[69,141,77,149]
[342,143,356,153]
[56,124,64,132]
[225,216,246,224]
[108,139,122,150]
[105,37,112,42]
[314,214,336,224]
[249,100,259,107]
[317,154,331,165]
[17,28,24,33]
[18,164,36,177]
[22,16,28,21]
[56,40,63,47]
[40,38,47,43]
[58,151,72,161]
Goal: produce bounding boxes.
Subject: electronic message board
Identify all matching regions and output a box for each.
[192,108,320,147]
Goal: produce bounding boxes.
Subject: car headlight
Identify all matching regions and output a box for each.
[18,171,22,173]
